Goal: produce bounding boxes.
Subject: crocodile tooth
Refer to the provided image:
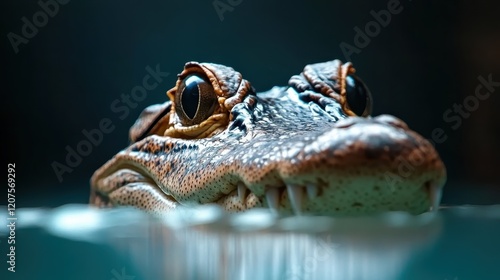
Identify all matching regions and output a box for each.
[237,182,247,205]
[429,183,443,212]
[286,184,303,215]
[265,188,280,213]
[306,184,318,200]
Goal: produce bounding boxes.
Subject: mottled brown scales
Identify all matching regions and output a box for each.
[90,60,446,217]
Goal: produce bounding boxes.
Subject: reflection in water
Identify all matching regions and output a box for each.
[1,205,499,280]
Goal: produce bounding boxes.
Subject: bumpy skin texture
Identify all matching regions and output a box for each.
[90,60,446,216]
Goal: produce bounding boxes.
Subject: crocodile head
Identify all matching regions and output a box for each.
[90,60,446,216]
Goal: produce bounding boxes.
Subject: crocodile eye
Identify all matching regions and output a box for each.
[345,74,372,116]
[175,74,218,126]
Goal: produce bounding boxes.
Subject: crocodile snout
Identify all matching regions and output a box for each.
[257,114,447,215]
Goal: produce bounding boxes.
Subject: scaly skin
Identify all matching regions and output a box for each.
[90,60,446,216]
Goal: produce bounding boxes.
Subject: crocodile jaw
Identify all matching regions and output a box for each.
[90,113,446,216]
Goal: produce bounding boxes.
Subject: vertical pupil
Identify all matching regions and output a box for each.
[181,75,202,119]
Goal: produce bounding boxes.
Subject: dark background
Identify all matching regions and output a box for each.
[2,0,499,207]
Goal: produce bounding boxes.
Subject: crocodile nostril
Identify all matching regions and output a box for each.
[374,114,409,130]
[333,117,364,128]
